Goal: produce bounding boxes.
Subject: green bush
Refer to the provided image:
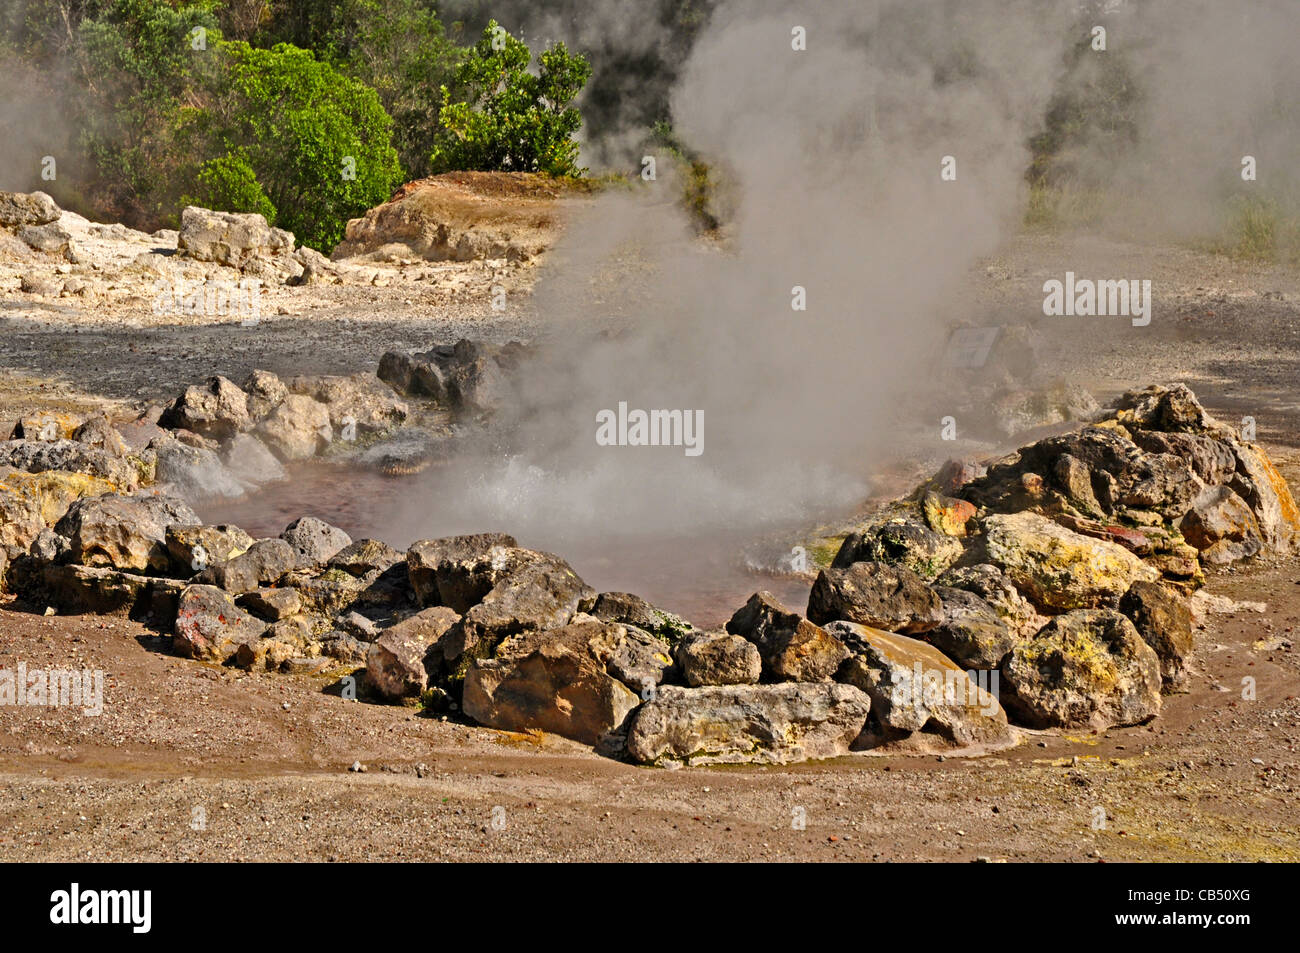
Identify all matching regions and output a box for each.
[76,0,223,225]
[252,0,464,179]
[429,20,592,178]
[185,150,277,221]
[1026,34,1142,190]
[649,120,728,232]
[209,40,404,250]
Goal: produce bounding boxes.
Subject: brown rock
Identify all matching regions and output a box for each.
[365,606,461,700]
[462,620,640,746]
[807,562,943,633]
[726,590,848,682]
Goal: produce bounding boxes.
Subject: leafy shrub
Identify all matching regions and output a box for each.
[76,0,223,226]
[648,120,729,233]
[429,20,592,178]
[186,150,277,221]
[208,40,403,250]
[253,0,464,179]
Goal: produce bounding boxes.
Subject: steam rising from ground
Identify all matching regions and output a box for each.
[1078,0,1300,239]
[386,0,1073,553]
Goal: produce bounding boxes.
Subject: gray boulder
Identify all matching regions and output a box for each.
[807,561,943,634]
[237,586,303,622]
[928,587,1018,670]
[221,433,287,485]
[406,533,520,610]
[154,441,246,499]
[165,524,255,574]
[0,190,59,227]
[365,606,461,700]
[280,517,353,569]
[200,538,297,593]
[674,631,761,687]
[159,376,250,441]
[56,494,199,572]
[176,206,293,269]
[626,683,871,766]
[1179,485,1264,565]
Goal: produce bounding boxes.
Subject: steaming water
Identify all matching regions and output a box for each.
[198,458,814,628]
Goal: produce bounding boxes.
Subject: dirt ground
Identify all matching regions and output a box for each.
[1,229,1299,861]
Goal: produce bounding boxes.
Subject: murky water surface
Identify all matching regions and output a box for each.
[198,461,814,627]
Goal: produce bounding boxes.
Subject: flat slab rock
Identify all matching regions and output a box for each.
[984,511,1159,612]
[626,682,871,766]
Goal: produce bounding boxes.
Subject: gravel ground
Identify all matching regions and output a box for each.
[1,549,1296,862]
[1,230,1299,861]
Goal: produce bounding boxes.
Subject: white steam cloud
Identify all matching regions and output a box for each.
[384,0,1074,557]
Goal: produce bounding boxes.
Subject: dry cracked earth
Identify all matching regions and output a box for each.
[1,230,1299,862]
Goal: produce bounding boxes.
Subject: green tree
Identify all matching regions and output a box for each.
[430,20,592,177]
[77,0,223,224]
[252,0,463,177]
[330,0,464,178]
[206,40,403,249]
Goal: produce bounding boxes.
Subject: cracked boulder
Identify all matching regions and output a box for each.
[830,621,1013,750]
[674,631,761,686]
[443,553,593,675]
[928,587,1018,670]
[726,590,848,682]
[807,561,943,633]
[173,585,267,662]
[1229,442,1300,552]
[406,533,521,610]
[56,494,199,572]
[462,619,640,748]
[198,538,297,593]
[936,564,1045,643]
[365,606,461,700]
[1000,609,1161,729]
[158,376,250,441]
[983,512,1159,612]
[626,682,871,766]
[1119,581,1194,692]
[1178,485,1263,565]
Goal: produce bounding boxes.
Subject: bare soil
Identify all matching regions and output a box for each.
[1,228,1299,861]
